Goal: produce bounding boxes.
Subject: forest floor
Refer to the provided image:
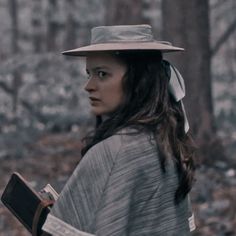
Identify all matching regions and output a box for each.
[0,132,235,236]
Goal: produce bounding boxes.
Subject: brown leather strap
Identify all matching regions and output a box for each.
[32,200,54,236]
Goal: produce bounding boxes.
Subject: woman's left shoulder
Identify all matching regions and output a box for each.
[90,128,153,155]
[110,128,159,168]
[83,128,157,170]
[117,127,156,151]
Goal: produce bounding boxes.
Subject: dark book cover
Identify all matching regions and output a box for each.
[1,172,58,234]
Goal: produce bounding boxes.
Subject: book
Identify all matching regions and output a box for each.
[1,172,59,234]
[1,172,95,236]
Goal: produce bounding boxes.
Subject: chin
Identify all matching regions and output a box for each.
[91,108,106,116]
[90,106,117,116]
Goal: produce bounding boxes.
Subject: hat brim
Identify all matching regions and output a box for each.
[62,42,184,56]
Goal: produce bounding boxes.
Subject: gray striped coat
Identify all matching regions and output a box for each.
[43,128,195,235]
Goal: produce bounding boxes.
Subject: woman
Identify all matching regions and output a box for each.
[42,25,196,236]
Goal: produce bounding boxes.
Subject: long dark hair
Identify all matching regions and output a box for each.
[81,51,195,204]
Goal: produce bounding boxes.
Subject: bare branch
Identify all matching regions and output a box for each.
[211,19,236,56]
[0,81,14,94]
[212,4,236,23]
[211,0,228,10]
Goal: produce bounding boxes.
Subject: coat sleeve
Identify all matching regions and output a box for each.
[43,134,162,236]
[42,136,124,235]
[93,141,162,236]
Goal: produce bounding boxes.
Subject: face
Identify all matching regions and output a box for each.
[85,52,127,116]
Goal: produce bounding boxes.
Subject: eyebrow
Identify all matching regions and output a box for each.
[86,66,110,72]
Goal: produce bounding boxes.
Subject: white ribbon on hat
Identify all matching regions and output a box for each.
[91,25,154,44]
[168,63,190,133]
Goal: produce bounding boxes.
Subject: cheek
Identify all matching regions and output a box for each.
[110,80,124,102]
[102,80,124,107]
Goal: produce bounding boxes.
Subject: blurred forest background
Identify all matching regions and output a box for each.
[0,0,235,235]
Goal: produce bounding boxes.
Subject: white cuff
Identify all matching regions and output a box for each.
[42,214,95,236]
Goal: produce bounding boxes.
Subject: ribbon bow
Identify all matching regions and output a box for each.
[164,60,189,133]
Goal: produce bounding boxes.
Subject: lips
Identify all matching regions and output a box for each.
[89,97,101,106]
[89,97,100,101]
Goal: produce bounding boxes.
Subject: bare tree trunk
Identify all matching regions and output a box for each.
[105,0,148,25]
[64,0,78,49]
[46,0,61,51]
[31,0,44,53]
[9,0,21,114]
[9,0,18,53]
[162,0,225,162]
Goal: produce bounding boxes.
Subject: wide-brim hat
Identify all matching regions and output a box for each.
[62,25,184,56]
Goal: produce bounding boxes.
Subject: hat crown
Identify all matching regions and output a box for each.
[91,25,154,44]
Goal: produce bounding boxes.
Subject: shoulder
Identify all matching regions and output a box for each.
[112,128,161,175]
[86,128,157,161]
[87,128,160,174]
[81,128,157,168]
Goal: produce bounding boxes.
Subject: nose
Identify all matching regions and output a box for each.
[84,77,97,92]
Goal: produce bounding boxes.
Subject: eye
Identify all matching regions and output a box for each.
[97,71,107,79]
